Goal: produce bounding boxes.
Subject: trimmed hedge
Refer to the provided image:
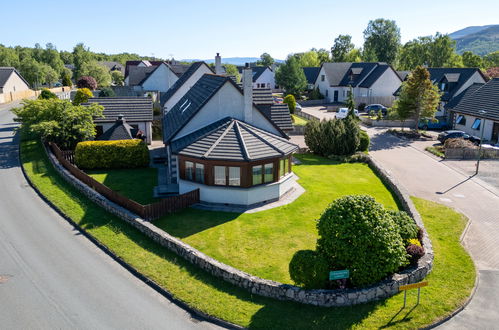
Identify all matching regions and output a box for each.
[75,139,150,169]
[357,129,370,152]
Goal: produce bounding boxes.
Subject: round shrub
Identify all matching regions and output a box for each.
[317,195,408,287]
[73,88,94,105]
[406,244,425,265]
[38,88,57,100]
[75,139,150,169]
[389,210,418,242]
[357,129,370,152]
[77,76,98,90]
[283,94,296,113]
[99,87,115,97]
[289,250,329,289]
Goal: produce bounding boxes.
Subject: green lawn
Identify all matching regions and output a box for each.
[22,139,475,329]
[291,114,308,126]
[156,153,399,284]
[86,168,158,205]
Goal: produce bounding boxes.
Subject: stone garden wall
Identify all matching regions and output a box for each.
[45,145,433,307]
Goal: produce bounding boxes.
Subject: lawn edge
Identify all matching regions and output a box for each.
[18,140,243,330]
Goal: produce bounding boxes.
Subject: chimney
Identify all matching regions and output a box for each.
[117,114,125,123]
[215,53,222,75]
[243,63,253,123]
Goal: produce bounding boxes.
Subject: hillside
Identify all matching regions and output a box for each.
[450,24,499,55]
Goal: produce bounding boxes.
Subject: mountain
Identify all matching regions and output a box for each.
[449,25,499,55]
[181,57,284,66]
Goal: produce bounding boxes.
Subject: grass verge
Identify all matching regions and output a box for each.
[21,139,475,329]
[425,146,445,158]
[291,114,308,126]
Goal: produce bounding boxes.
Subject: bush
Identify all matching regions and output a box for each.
[389,210,418,242]
[99,87,115,97]
[283,94,296,114]
[75,139,150,169]
[357,129,370,152]
[289,250,330,289]
[309,87,324,100]
[444,138,476,149]
[62,74,72,87]
[406,244,425,265]
[73,88,93,106]
[304,118,360,156]
[357,103,366,112]
[77,76,97,90]
[408,238,421,247]
[316,195,408,287]
[38,88,57,100]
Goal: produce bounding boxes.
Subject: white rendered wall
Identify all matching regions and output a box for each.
[369,68,401,97]
[2,72,30,93]
[454,114,495,141]
[254,68,275,89]
[453,71,486,98]
[142,64,179,93]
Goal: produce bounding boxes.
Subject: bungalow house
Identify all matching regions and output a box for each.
[448,78,499,144]
[238,65,276,89]
[84,97,154,144]
[395,68,487,118]
[96,115,144,141]
[303,67,321,91]
[315,62,402,106]
[161,66,298,206]
[124,60,190,93]
[0,67,30,94]
[99,61,124,73]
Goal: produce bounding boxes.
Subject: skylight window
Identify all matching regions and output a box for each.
[179,99,192,114]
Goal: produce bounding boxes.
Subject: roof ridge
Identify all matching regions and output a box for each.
[238,121,285,156]
[203,120,235,158]
[234,121,250,161]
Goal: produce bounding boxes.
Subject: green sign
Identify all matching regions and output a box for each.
[329,270,349,280]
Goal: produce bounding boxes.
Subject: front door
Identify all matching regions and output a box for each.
[492,122,499,143]
[333,90,339,102]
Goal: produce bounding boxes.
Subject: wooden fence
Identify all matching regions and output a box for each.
[49,143,199,220]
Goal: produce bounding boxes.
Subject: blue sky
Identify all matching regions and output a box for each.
[1,0,498,60]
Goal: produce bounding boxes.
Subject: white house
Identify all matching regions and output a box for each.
[160,62,214,112]
[315,62,402,106]
[160,66,298,206]
[126,62,179,93]
[239,66,276,89]
[0,67,30,94]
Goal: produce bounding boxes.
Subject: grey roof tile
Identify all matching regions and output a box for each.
[302,67,321,84]
[84,97,153,123]
[452,78,499,122]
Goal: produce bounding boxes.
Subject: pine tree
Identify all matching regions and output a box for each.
[395,66,441,130]
[346,85,356,118]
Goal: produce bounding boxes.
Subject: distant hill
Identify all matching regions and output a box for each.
[449,25,499,55]
[181,57,284,66]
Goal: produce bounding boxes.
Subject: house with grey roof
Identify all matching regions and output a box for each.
[315,62,402,106]
[448,78,499,144]
[303,67,321,90]
[125,61,180,93]
[84,97,153,144]
[238,65,276,89]
[0,67,30,99]
[160,66,299,206]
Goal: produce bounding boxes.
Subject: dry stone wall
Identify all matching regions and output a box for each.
[45,145,433,307]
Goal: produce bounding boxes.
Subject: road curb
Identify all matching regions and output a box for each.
[18,141,243,330]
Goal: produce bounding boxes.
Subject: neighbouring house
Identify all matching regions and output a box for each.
[447,78,499,144]
[124,60,190,93]
[251,88,293,132]
[395,67,487,118]
[238,65,276,89]
[99,61,124,73]
[303,67,321,91]
[315,62,402,106]
[161,66,299,206]
[84,97,154,144]
[160,62,214,111]
[96,115,144,141]
[0,67,30,94]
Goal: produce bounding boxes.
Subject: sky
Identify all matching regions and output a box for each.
[1,0,498,60]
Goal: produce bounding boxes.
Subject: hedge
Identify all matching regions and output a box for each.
[75,139,150,169]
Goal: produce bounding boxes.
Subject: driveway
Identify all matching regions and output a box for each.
[367,127,499,328]
[0,105,219,329]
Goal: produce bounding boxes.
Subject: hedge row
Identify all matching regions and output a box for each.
[75,139,150,169]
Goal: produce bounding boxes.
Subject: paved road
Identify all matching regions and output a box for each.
[0,103,218,329]
[367,127,499,328]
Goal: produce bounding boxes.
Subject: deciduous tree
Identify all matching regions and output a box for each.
[275,56,307,96]
[363,19,400,64]
[257,53,275,67]
[331,35,354,62]
[462,51,483,68]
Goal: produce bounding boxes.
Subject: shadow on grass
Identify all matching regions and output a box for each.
[24,139,384,329]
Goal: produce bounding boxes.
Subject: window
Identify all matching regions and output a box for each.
[325,90,328,96]
[472,118,481,130]
[214,166,226,185]
[284,158,289,174]
[252,165,262,185]
[264,163,273,183]
[456,115,466,125]
[321,75,325,82]
[195,163,204,183]
[279,158,290,177]
[440,82,446,91]
[185,161,194,181]
[228,167,240,186]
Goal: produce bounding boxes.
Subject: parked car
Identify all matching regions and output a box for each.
[418,117,450,130]
[336,107,359,119]
[437,130,481,145]
[365,104,387,116]
[295,103,302,111]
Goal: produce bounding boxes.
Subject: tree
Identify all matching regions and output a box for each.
[61,67,73,87]
[462,51,483,68]
[12,99,103,150]
[257,53,274,67]
[42,43,65,75]
[0,45,20,67]
[363,19,401,64]
[484,51,499,68]
[313,48,331,65]
[38,88,57,100]
[80,61,112,87]
[398,33,457,70]
[73,88,94,105]
[41,64,59,87]
[76,76,98,90]
[72,43,93,79]
[344,49,363,62]
[59,50,74,65]
[331,35,354,62]
[394,66,441,129]
[275,56,307,96]
[19,58,44,87]
[345,86,355,117]
[224,64,241,83]
[111,70,124,86]
[283,94,296,113]
[297,51,321,67]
